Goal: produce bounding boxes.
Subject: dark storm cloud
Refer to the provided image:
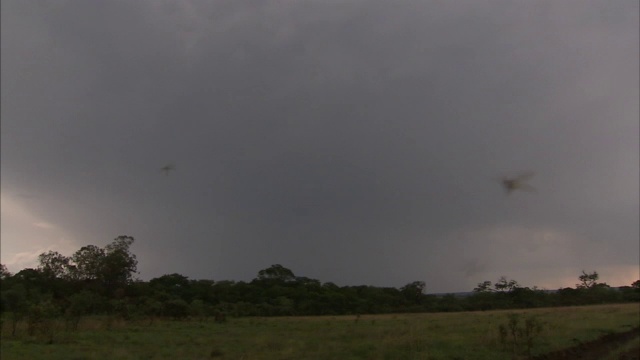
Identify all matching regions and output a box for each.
[2,0,638,292]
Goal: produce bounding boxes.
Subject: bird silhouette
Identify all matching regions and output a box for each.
[160,164,175,176]
[500,172,536,195]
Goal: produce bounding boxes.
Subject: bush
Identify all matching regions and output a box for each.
[498,313,545,358]
[65,291,102,330]
[2,286,28,336]
[189,299,207,321]
[136,298,163,325]
[26,300,60,343]
[164,299,189,320]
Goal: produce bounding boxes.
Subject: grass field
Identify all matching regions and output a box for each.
[1,303,638,359]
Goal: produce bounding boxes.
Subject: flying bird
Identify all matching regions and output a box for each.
[160,164,175,176]
[499,172,536,195]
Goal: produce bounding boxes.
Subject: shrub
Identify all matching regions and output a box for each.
[498,313,545,358]
[164,299,189,320]
[26,300,60,343]
[65,291,101,330]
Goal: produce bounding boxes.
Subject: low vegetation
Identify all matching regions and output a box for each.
[1,235,638,358]
[1,236,638,322]
[1,303,638,359]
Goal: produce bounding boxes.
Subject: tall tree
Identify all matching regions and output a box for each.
[71,245,106,281]
[256,264,295,282]
[401,281,426,304]
[69,236,138,296]
[473,281,494,293]
[37,251,71,279]
[576,271,604,289]
[494,276,519,293]
[0,264,11,280]
[102,235,138,289]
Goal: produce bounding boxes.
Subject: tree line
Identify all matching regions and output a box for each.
[1,236,639,328]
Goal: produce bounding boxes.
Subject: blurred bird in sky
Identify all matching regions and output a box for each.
[500,172,536,195]
[160,164,175,176]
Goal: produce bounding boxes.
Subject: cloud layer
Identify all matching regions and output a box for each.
[2,1,638,292]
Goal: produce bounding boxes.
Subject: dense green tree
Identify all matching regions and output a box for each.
[26,299,60,341]
[189,279,216,302]
[256,264,295,282]
[102,236,138,290]
[35,251,78,300]
[164,299,189,320]
[189,299,208,321]
[37,251,71,279]
[12,268,47,297]
[509,287,546,308]
[150,273,192,301]
[322,282,339,290]
[295,276,322,287]
[138,297,163,324]
[3,246,638,320]
[2,284,28,335]
[150,273,190,289]
[467,291,496,311]
[65,291,104,330]
[108,298,136,320]
[0,264,11,312]
[68,236,138,296]
[0,264,11,280]
[556,287,582,306]
[619,283,640,302]
[71,245,105,281]
[401,281,426,304]
[436,294,464,312]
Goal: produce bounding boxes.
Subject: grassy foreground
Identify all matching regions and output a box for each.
[1,303,638,359]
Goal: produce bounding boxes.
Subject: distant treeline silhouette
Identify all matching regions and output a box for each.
[1,236,638,324]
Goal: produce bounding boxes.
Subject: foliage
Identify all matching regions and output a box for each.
[65,291,103,330]
[37,251,72,279]
[103,235,138,288]
[1,239,639,358]
[400,281,426,304]
[494,276,519,292]
[576,270,607,289]
[164,299,190,320]
[474,280,494,293]
[2,285,29,336]
[256,264,295,282]
[69,236,138,296]
[26,299,60,343]
[1,241,638,325]
[0,264,12,280]
[188,299,207,321]
[71,245,106,281]
[498,313,545,358]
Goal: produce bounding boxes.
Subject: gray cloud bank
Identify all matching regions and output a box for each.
[2,0,638,292]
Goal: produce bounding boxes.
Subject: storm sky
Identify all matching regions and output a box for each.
[2,0,638,293]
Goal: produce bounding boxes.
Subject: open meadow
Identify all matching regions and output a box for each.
[1,303,638,360]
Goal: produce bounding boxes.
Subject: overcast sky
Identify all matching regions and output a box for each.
[2,0,638,293]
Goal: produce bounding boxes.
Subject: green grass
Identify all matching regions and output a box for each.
[1,303,638,359]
